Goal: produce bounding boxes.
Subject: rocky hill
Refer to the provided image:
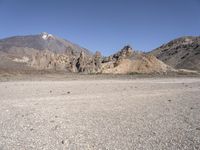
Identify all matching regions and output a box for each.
[101,46,174,74]
[149,36,200,70]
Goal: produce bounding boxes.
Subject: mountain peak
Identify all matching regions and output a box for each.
[40,32,55,40]
[0,33,92,55]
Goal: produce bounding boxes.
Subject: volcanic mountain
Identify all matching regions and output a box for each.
[0,32,91,55]
[149,36,200,71]
[0,32,92,72]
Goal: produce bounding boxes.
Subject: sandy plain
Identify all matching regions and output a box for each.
[0,76,200,149]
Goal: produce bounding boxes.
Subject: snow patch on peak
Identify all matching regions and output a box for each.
[13,56,29,63]
[41,32,54,40]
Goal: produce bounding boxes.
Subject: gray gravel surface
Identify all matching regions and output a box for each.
[0,78,200,150]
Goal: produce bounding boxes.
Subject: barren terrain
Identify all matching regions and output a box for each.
[0,77,200,149]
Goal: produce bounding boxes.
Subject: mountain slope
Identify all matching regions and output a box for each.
[0,32,91,55]
[149,36,200,70]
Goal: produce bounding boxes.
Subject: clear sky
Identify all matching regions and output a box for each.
[0,0,200,55]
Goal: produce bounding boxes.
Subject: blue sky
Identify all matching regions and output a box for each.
[0,0,200,55]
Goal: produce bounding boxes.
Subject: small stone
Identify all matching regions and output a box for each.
[61,140,65,144]
[168,99,172,102]
[54,125,59,130]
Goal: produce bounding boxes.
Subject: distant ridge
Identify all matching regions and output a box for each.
[149,36,200,70]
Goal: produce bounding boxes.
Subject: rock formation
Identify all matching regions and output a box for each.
[101,45,175,74]
[76,51,86,72]
[1,33,197,74]
[93,51,102,72]
[29,45,175,74]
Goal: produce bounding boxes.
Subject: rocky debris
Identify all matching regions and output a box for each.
[101,55,173,74]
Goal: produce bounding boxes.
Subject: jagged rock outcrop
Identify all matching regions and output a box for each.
[114,45,133,59]
[73,51,102,73]
[69,57,77,72]
[103,45,134,63]
[30,50,69,70]
[93,51,102,72]
[76,51,86,72]
[101,45,175,74]
[29,49,102,73]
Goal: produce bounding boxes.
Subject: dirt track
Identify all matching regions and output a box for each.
[0,78,200,149]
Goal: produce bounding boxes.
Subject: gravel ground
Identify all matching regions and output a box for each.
[0,78,200,150]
